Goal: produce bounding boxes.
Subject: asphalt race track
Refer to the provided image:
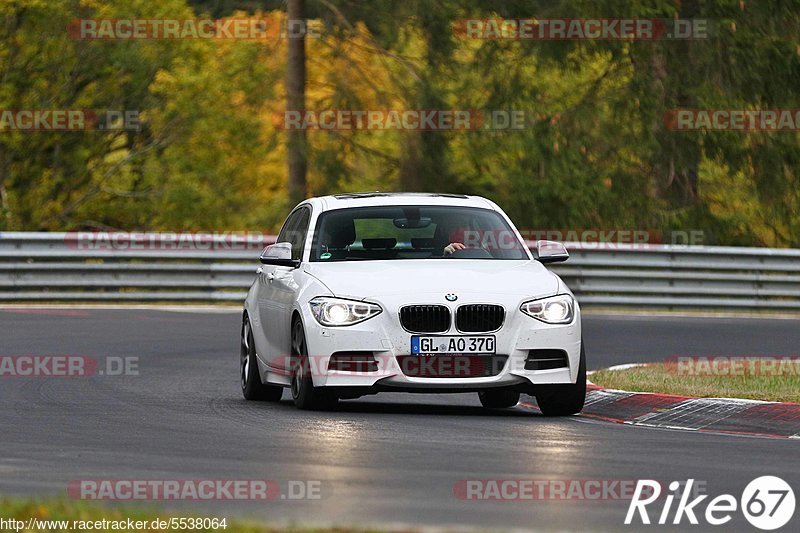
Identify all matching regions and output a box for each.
[1,308,799,531]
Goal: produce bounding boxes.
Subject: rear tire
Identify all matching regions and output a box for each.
[478,389,520,408]
[291,318,338,411]
[534,343,586,416]
[241,316,283,402]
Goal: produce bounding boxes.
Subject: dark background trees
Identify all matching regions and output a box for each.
[1,0,798,246]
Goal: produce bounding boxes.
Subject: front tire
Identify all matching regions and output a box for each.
[241,316,283,402]
[290,318,338,411]
[534,344,587,416]
[478,389,520,408]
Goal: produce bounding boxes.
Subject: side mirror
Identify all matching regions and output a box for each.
[533,240,569,264]
[259,242,299,267]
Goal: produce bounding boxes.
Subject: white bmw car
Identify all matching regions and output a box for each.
[241,192,585,415]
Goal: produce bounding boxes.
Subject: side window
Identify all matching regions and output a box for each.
[291,208,310,261]
[276,207,310,262]
[277,211,300,245]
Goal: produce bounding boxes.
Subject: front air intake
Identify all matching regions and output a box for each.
[525,349,569,370]
[328,352,378,372]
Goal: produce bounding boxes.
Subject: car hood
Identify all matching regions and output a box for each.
[303,260,559,300]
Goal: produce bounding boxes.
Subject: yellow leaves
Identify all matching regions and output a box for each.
[152,69,176,88]
[699,158,779,246]
[291,20,420,195]
[230,91,248,107]
[0,0,52,11]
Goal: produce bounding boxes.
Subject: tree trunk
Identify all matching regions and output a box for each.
[286,0,307,206]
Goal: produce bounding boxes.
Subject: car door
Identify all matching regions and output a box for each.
[255,206,310,371]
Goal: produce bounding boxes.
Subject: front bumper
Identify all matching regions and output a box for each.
[299,295,582,390]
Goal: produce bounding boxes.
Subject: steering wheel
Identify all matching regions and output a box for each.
[445,247,493,259]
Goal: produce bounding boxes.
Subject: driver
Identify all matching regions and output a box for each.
[438,220,471,256]
[443,242,466,255]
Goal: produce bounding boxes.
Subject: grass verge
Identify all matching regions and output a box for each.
[590,362,800,403]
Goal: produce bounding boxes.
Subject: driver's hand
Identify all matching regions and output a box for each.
[443,242,466,255]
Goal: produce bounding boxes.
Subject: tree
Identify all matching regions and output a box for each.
[286,0,308,206]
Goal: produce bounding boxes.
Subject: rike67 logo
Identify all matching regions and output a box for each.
[626,477,795,530]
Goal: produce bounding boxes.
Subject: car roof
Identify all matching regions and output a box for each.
[309,192,496,212]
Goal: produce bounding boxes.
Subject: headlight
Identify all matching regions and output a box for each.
[520,294,575,324]
[309,297,382,326]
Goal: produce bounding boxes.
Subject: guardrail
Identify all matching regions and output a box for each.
[2,232,800,310]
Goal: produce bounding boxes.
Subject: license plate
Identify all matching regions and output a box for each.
[411,335,496,355]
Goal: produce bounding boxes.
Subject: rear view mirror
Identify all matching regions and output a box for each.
[393,217,432,229]
[259,242,299,267]
[533,240,569,264]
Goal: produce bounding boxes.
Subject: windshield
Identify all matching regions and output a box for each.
[310,205,529,261]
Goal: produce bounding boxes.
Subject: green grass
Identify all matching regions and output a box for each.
[0,499,391,533]
[590,362,800,403]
